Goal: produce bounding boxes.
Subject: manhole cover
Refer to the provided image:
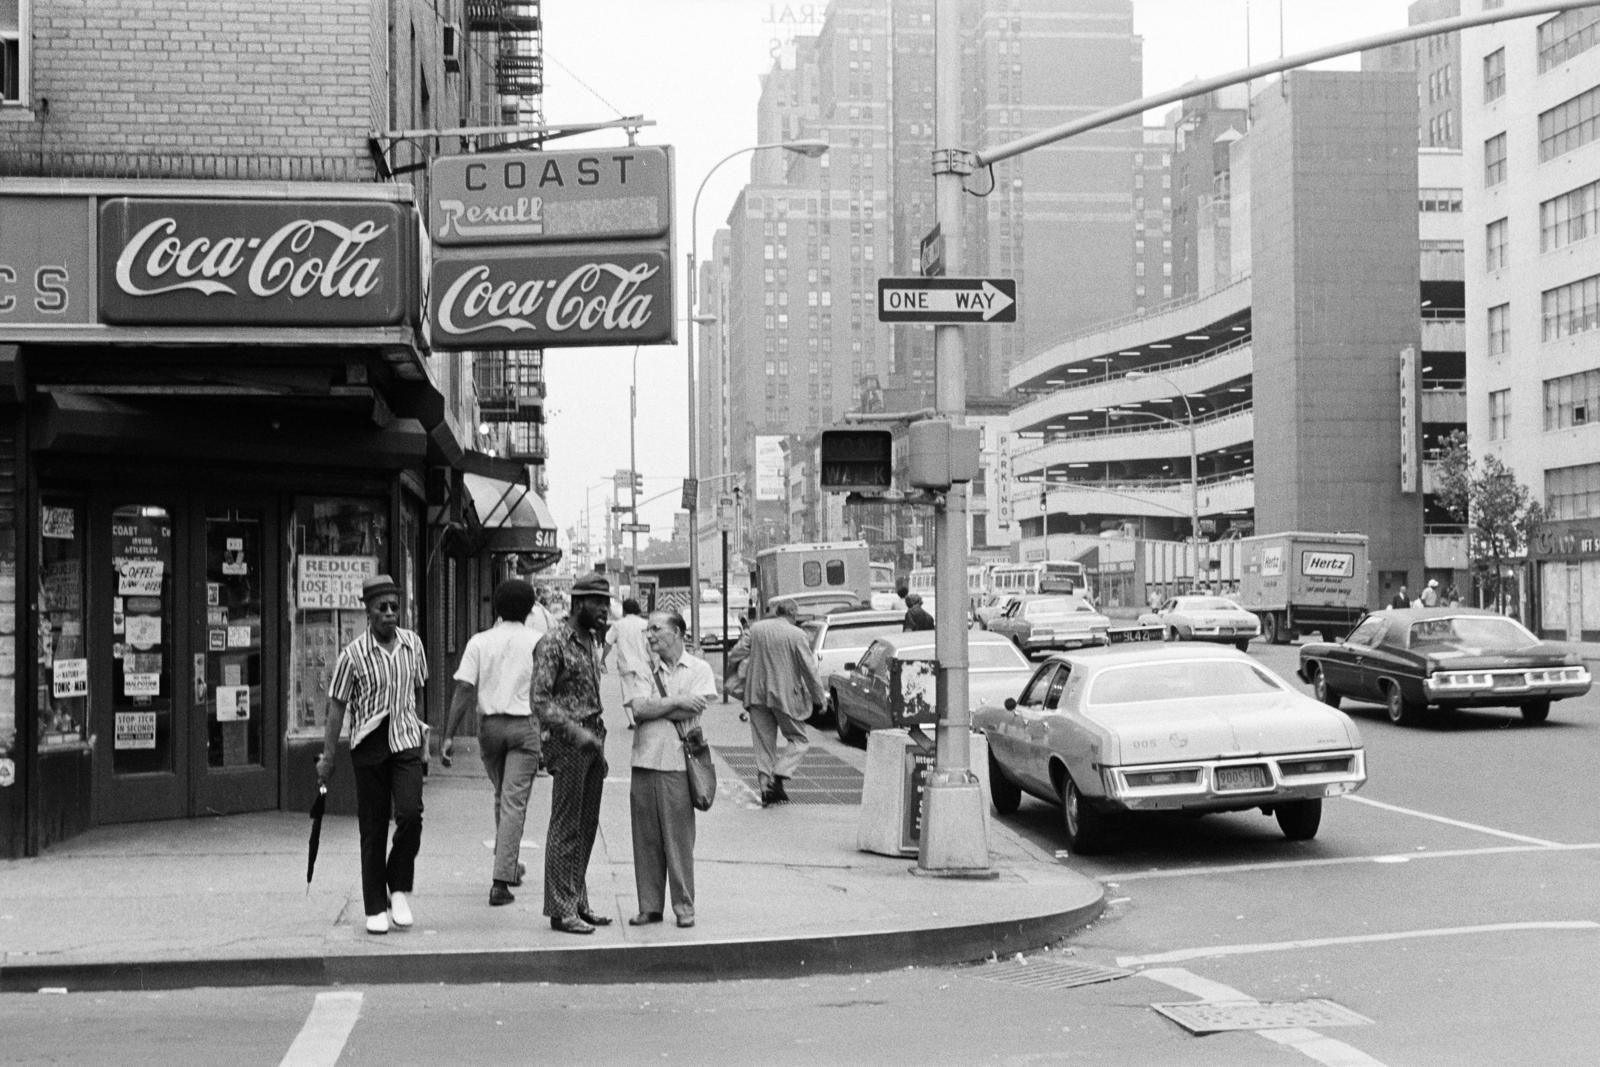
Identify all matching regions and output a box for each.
[717,746,864,805]
[972,958,1134,991]
[1154,999,1373,1034]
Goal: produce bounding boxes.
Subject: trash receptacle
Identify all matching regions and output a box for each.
[856,728,990,857]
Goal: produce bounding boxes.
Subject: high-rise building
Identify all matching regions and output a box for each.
[1462,2,1600,638]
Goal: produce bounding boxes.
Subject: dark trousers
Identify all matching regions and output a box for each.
[542,718,607,919]
[629,768,695,920]
[350,730,425,917]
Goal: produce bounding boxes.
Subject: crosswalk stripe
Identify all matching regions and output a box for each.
[280,990,363,1067]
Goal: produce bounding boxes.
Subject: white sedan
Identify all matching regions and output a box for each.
[974,643,1366,853]
[1138,595,1261,650]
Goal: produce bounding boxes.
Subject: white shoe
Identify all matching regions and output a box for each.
[388,891,413,928]
[365,912,390,935]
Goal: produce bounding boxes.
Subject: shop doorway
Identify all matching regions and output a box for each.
[93,495,281,822]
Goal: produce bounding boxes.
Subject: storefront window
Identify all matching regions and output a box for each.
[110,504,175,773]
[287,497,388,737]
[36,499,87,752]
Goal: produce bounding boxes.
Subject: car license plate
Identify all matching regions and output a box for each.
[1215,765,1268,791]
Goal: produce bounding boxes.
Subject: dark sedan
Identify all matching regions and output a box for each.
[1297,607,1591,726]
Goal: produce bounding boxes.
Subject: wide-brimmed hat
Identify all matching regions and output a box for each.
[361,574,401,603]
[570,572,612,599]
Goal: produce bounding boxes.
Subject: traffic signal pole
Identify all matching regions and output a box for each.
[916,0,990,876]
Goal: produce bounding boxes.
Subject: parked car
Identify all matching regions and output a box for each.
[973,592,1020,630]
[986,594,1110,656]
[974,643,1367,853]
[1296,607,1592,726]
[828,631,1034,745]
[1138,594,1261,650]
[803,609,909,722]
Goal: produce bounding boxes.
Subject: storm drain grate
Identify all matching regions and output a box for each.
[1153,999,1373,1034]
[716,746,864,805]
[971,958,1135,991]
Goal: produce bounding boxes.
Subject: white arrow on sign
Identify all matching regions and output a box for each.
[879,281,1015,321]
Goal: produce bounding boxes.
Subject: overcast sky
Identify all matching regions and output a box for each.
[533,0,1423,560]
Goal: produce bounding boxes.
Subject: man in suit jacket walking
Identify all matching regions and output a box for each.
[735,599,825,806]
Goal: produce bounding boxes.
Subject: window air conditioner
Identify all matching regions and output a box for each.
[443,23,462,73]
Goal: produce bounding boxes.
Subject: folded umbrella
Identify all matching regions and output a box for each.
[306,783,327,894]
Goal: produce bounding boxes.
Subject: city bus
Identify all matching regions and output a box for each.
[987,561,1091,600]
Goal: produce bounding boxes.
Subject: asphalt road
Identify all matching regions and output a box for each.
[6,639,1596,1066]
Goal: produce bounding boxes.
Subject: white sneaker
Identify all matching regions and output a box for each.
[365,912,390,935]
[388,890,413,928]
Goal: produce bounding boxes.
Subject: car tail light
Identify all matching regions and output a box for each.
[1431,671,1494,689]
[1122,768,1201,788]
[1279,756,1353,776]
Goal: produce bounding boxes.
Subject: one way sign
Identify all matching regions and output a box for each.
[876,277,1017,324]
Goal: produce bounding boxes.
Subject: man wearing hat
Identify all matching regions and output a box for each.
[530,570,616,934]
[317,574,430,935]
[1421,579,1441,607]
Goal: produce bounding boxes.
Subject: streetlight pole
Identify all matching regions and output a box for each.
[686,137,829,642]
[629,344,641,597]
[1117,369,1202,584]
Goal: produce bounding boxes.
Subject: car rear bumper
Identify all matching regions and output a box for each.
[1101,749,1366,811]
[1025,634,1109,651]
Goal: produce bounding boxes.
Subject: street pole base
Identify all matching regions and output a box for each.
[915,773,992,874]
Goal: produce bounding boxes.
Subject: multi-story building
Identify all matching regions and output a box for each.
[1464,2,1600,639]
[1007,69,1431,608]
[702,0,1144,569]
[0,0,552,856]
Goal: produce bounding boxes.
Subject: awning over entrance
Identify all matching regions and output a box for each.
[463,470,560,558]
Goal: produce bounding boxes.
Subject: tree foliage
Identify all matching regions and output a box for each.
[1435,430,1543,612]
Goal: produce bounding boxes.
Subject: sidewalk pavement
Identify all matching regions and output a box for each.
[0,673,1103,993]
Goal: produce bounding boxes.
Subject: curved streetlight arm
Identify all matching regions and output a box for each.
[1108,403,1199,545]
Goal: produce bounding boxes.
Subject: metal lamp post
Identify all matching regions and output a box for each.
[628,344,641,597]
[686,137,829,642]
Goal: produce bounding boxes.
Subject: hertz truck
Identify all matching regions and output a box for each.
[1236,532,1370,645]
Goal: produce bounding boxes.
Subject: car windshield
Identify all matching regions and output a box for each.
[1026,597,1093,615]
[1089,659,1285,705]
[821,621,904,649]
[1176,597,1240,611]
[1406,615,1538,651]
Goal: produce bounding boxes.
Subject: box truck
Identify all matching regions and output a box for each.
[1236,531,1370,645]
[753,541,871,618]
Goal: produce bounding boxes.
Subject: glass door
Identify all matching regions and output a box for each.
[192,501,279,814]
[97,501,185,822]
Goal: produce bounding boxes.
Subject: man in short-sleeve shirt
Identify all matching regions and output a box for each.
[317,574,429,936]
[442,578,542,907]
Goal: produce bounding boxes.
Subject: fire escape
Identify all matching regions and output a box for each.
[465,1,548,491]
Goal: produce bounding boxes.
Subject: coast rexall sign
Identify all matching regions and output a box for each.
[427,146,676,349]
[98,199,413,326]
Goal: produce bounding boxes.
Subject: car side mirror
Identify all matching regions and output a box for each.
[1004,697,1017,710]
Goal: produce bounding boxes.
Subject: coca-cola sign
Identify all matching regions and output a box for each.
[428,247,675,349]
[99,199,413,326]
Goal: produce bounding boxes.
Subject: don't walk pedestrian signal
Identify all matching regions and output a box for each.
[819,428,893,493]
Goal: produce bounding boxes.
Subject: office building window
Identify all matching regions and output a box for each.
[1488,302,1510,355]
[1484,132,1508,185]
[1545,370,1600,429]
[1538,85,1600,162]
[1546,461,1600,519]
[1541,273,1600,341]
[1486,217,1509,270]
[1490,389,1512,439]
[1537,6,1600,73]
[1540,177,1600,251]
[1484,48,1506,101]
[1421,188,1464,212]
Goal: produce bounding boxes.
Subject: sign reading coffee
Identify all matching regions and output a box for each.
[429,247,672,348]
[99,199,413,326]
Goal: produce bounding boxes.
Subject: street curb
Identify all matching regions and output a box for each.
[0,892,1105,993]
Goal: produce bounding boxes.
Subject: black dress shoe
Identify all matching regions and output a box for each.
[628,912,663,926]
[489,882,515,907]
[577,908,613,927]
[772,777,790,802]
[550,915,595,935]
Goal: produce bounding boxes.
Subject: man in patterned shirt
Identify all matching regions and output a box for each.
[531,570,616,934]
[316,574,429,936]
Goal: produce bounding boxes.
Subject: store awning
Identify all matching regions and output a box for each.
[462,470,559,555]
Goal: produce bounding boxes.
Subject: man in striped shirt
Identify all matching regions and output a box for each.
[317,574,430,936]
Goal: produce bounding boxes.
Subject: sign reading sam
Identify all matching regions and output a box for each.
[99,199,413,326]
